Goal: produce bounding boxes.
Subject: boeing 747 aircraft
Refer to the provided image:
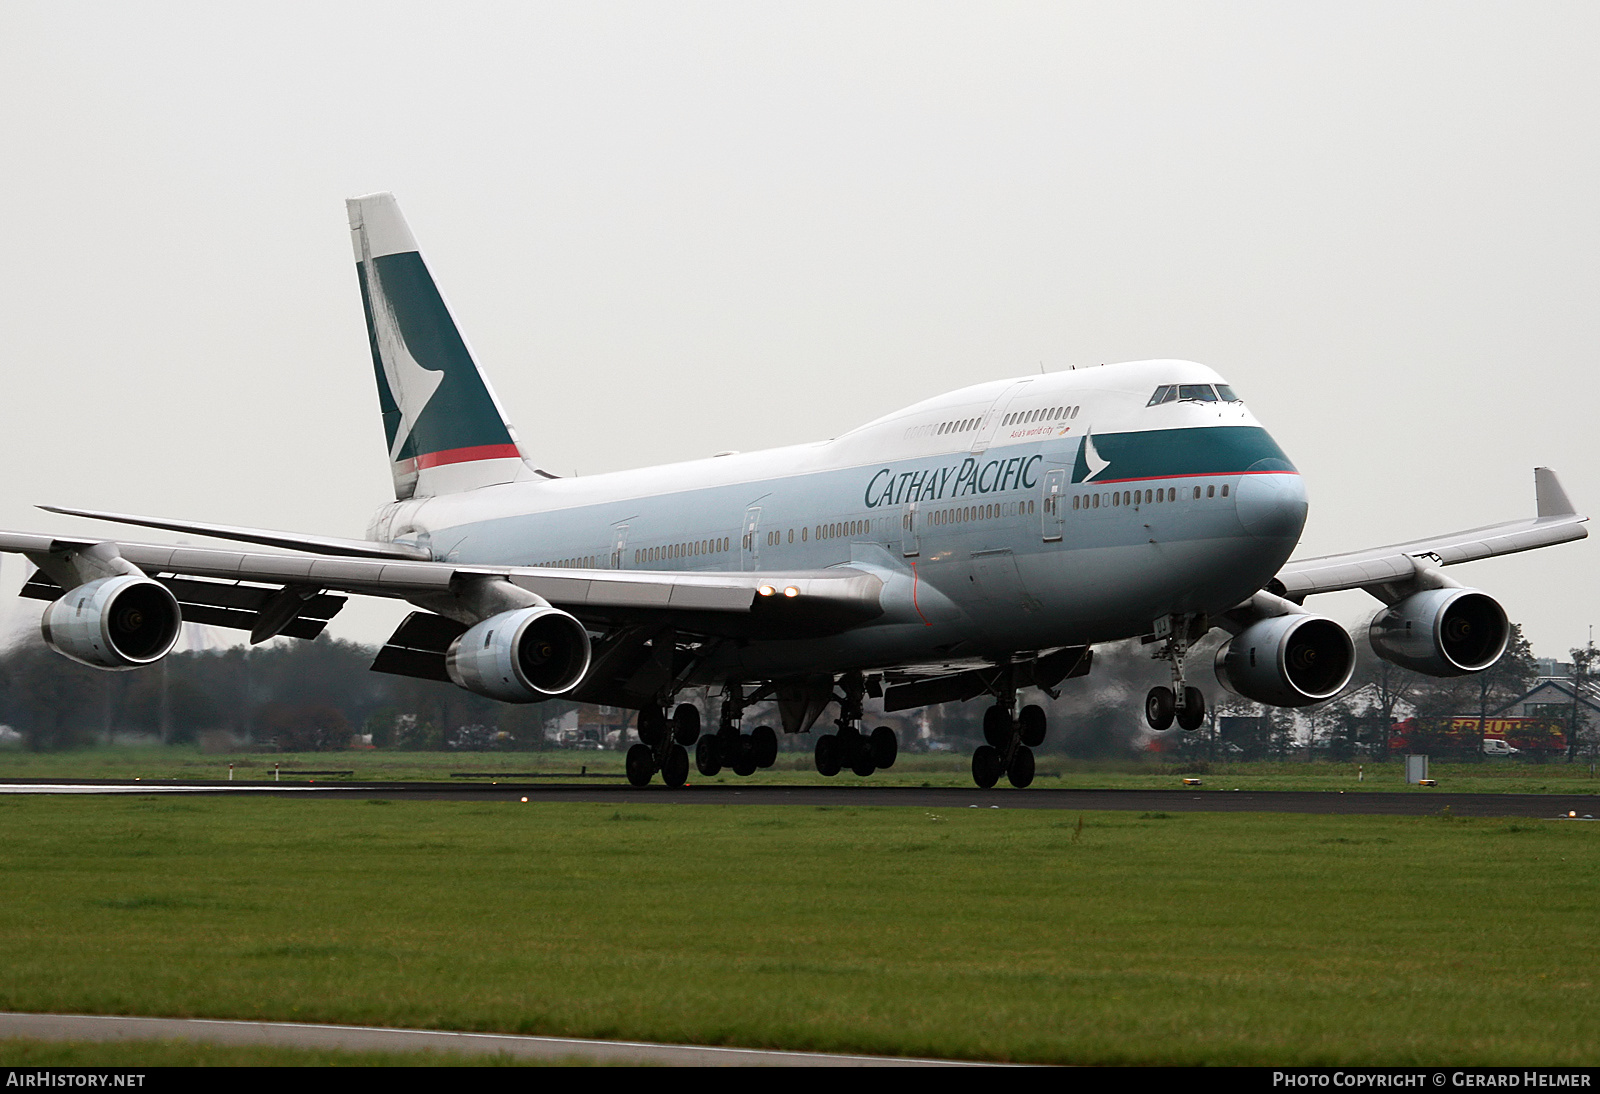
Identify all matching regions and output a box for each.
[3,194,1587,788]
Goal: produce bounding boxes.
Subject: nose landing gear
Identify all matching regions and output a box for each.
[1145,615,1208,732]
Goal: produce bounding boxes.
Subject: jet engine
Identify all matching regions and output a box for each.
[41,575,184,669]
[1214,614,1355,707]
[445,606,592,703]
[1368,588,1508,677]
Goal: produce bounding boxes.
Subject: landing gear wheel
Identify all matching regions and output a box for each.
[637,706,668,747]
[869,726,898,769]
[661,744,690,787]
[982,705,1012,748]
[695,734,722,777]
[672,704,701,746]
[1145,686,1175,731]
[1176,687,1206,731]
[1018,704,1047,748]
[625,743,656,787]
[750,725,778,768]
[814,734,841,776]
[732,734,758,777]
[972,745,1001,789]
[1007,745,1035,789]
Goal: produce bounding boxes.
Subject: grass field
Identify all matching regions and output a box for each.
[0,794,1595,1065]
[2,744,1598,795]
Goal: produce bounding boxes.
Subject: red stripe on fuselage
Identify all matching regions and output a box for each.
[413,444,523,469]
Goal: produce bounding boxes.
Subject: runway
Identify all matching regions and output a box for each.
[0,1012,982,1066]
[1,778,1596,817]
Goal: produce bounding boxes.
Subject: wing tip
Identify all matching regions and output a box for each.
[1534,467,1578,519]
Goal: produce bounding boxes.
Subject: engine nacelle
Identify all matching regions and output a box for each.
[1369,588,1508,677]
[1214,614,1355,707]
[41,575,183,670]
[445,606,592,703]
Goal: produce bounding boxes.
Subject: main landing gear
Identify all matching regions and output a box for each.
[969,664,1047,789]
[1144,618,1207,732]
[625,701,701,787]
[971,702,1047,789]
[692,684,778,780]
[814,672,898,778]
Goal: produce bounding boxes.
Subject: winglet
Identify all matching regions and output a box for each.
[1535,467,1577,518]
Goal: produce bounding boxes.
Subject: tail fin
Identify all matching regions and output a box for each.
[347,193,545,499]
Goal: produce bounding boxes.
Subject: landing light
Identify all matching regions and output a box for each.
[758,585,776,597]
[783,586,800,598]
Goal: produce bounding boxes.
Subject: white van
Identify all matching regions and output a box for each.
[1482,738,1520,756]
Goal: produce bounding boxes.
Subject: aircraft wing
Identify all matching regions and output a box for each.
[0,529,884,643]
[1273,467,1587,601]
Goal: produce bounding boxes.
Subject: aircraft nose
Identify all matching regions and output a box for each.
[1235,467,1307,540]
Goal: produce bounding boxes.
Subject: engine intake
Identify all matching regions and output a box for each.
[1215,614,1355,707]
[445,606,591,702]
[1369,588,1508,677]
[41,575,183,669]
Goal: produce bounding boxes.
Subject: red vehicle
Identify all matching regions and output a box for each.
[1389,717,1566,755]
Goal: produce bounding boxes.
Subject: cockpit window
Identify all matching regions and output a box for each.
[1216,384,1241,402]
[1146,385,1178,406]
[1177,384,1218,402]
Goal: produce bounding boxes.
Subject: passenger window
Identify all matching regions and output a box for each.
[1207,485,1215,498]
[1221,484,1229,497]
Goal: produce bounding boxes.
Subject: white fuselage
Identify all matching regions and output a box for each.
[369,360,1308,680]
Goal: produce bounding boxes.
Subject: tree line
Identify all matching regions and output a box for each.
[0,621,1578,758]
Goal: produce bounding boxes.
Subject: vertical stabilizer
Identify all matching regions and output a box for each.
[347,193,538,499]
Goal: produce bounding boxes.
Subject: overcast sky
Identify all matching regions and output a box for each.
[1,2,1596,657]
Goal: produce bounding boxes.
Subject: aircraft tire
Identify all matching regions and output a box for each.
[1177,687,1206,731]
[1018,704,1047,748]
[971,745,1001,789]
[869,726,897,769]
[672,703,701,746]
[982,705,1012,748]
[637,706,668,747]
[732,734,758,777]
[1007,745,1035,789]
[661,744,690,787]
[1145,687,1175,731]
[815,734,842,776]
[750,725,778,768]
[625,744,656,787]
[695,734,722,776]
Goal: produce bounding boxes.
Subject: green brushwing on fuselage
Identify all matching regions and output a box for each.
[1072,426,1294,485]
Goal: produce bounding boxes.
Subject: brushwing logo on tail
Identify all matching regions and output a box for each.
[349,193,526,499]
[361,233,445,463]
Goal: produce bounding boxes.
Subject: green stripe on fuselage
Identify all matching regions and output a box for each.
[1072,425,1293,484]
